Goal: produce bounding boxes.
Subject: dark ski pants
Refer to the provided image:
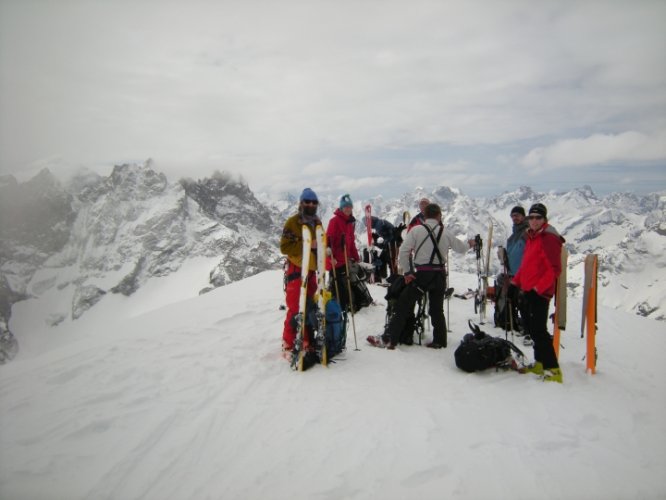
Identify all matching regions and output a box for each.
[388,271,447,346]
[330,266,351,312]
[524,290,559,369]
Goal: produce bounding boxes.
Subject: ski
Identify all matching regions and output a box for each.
[581,254,598,374]
[497,246,513,337]
[455,288,476,300]
[292,224,313,371]
[474,234,483,315]
[483,221,493,323]
[365,203,373,247]
[552,246,568,358]
[366,335,390,348]
[315,224,329,366]
[394,210,410,274]
[364,204,375,283]
[474,220,493,324]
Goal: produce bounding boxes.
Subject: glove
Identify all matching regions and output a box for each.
[358,261,375,271]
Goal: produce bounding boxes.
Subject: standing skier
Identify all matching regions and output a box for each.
[407,197,430,231]
[512,203,565,383]
[327,194,361,311]
[280,188,321,360]
[379,203,475,349]
[505,206,529,339]
[369,216,398,279]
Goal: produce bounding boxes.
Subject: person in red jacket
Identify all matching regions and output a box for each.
[327,194,360,311]
[512,203,565,383]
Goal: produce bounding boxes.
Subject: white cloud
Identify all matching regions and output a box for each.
[1,1,665,197]
[521,130,666,169]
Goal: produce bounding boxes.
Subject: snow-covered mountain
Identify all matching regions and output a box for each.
[1,162,664,359]
[0,161,282,342]
[318,184,666,322]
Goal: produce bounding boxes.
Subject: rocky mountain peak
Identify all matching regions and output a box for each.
[180,171,275,234]
[0,174,18,189]
[431,186,459,207]
[0,168,74,253]
[107,161,168,200]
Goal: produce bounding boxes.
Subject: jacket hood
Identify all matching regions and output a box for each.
[529,222,565,243]
[334,208,356,222]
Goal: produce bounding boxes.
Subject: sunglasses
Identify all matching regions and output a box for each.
[528,215,544,220]
[302,200,318,206]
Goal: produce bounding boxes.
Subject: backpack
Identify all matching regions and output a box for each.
[493,274,522,331]
[454,321,524,372]
[325,298,346,357]
[383,275,425,345]
[348,263,373,312]
[385,274,407,301]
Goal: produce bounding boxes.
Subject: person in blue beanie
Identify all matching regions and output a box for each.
[279,188,321,364]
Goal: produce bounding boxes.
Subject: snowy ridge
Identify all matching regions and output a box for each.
[1,164,664,355]
[1,270,664,499]
[306,184,666,321]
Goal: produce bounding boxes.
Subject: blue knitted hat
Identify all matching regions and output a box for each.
[339,194,353,208]
[299,187,318,202]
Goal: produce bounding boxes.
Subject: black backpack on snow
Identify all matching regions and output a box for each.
[454,321,524,373]
[382,274,425,345]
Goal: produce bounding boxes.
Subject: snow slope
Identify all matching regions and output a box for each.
[1,270,665,500]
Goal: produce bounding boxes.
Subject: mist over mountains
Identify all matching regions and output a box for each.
[1,161,664,349]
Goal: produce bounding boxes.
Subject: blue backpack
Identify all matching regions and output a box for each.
[325,299,346,357]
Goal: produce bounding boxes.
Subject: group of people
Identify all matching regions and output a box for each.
[280,188,564,383]
[279,189,360,359]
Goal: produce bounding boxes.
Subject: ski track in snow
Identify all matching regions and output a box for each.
[1,270,665,500]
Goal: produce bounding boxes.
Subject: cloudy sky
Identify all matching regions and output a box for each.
[1,0,664,199]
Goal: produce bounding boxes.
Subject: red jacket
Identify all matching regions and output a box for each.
[326,209,360,270]
[407,212,425,232]
[512,223,564,299]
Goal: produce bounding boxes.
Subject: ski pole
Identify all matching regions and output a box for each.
[500,247,514,342]
[424,293,430,332]
[342,240,360,351]
[387,241,398,277]
[327,247,342,304]
[446,248,451,332]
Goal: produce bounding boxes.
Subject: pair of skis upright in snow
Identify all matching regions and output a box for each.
[291,224,329,371]
[475,221,494,324]
[552,248,597,375]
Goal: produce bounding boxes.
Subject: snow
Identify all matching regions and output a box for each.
[2,270,666,500]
